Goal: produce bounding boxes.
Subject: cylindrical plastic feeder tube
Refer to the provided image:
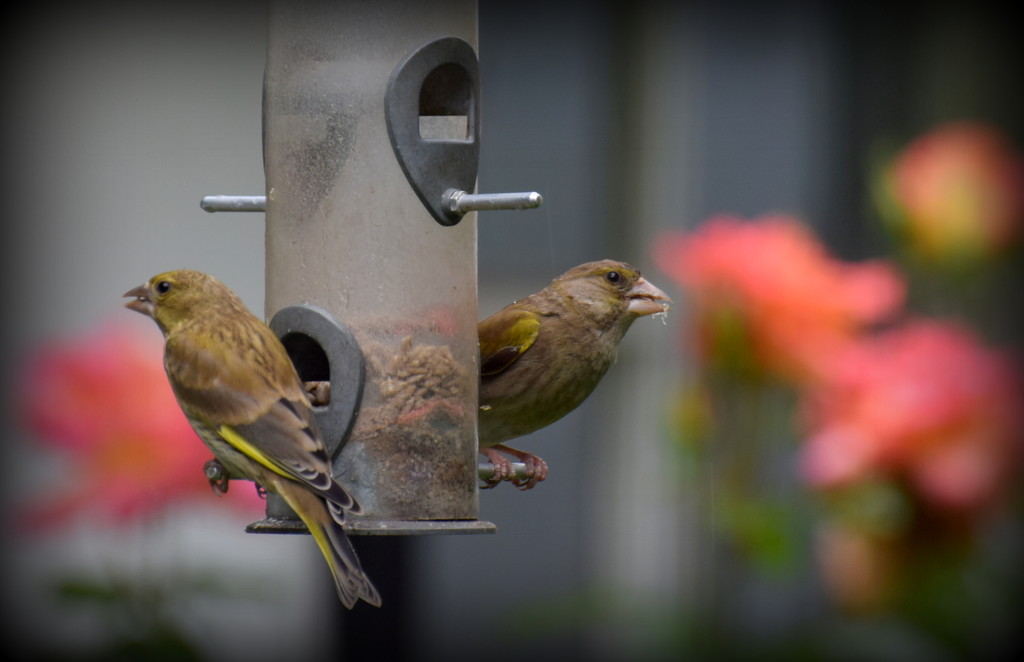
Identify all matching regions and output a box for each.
[262,0,482,528]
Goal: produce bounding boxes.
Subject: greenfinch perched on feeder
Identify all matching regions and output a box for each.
[477,260,671,489]
[124,270,380,609]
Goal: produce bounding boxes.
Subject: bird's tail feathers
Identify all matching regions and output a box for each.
[328,498,354,524]
[277,481,381,608]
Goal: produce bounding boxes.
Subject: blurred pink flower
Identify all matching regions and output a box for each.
[880,121,1024,263]
[654,215,905,382]
[18,322,263,532]
[800,320,1023,517]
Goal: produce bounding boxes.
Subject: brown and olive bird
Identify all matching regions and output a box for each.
[124,269,380,608]
[477,260,671,489]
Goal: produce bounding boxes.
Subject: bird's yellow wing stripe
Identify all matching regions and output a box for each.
[217,424,295,480]
[479,313,541,376]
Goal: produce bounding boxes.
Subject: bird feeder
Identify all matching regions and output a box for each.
[202,0,541,535]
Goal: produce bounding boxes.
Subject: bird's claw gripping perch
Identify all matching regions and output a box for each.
[204,458,231,495]
[204,458,267,499]
[479,446,549,490]
[511,453,548,490]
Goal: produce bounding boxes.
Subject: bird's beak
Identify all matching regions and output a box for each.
[123,282,155,317]
[626,277,672,316]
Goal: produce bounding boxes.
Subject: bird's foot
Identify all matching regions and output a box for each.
[254,483,267,500]
[479,445,548,490]
[512,453,549,490]
[203,459,230,495]
[480,447,515,488]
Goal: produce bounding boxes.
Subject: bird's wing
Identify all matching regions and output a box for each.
[166,328,359,515]
[220,405,360,516]
[478,308,542,377]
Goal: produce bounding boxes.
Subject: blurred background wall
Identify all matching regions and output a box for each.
[2,1,1020,661]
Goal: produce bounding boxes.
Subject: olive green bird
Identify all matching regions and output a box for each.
[124,270,380,609]
[478,260,671,489]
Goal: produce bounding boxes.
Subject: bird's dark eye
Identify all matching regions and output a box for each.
[606,271,621,283]
[156,281,172,294]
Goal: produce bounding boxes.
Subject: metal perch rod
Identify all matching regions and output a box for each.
[477,462,531,482]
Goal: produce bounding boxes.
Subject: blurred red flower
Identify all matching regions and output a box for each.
[654,215,905,383]
[879,121,1024,264]
[800,320,1023,517]
[18,322,263,532]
